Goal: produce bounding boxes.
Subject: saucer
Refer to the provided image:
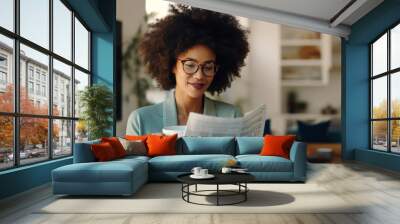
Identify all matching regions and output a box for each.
[190,174,215,179]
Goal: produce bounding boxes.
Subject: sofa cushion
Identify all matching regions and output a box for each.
[179,137,235,155]
[236,155,293,172]
[114,155,150,163]
[119,138,147,156]
[53,157,147,183]
[148,154,235,172]
[91,142,118,161]
[297,120,330,142]
[73,139,100,163]
[260,135,296,159]
[147,134,177,157]
[101,137,127,158]
[125,135,148,142]
[235,137,263,155]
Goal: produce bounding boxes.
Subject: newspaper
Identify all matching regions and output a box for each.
[183,104,266,137]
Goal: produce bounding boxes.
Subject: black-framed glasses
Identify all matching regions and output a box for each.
[177,59,218,77]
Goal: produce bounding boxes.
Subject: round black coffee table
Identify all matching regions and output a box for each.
[177,173,255,206]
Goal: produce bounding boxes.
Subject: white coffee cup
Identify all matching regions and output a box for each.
[221,167,232,174]
[200,169,208,176]
[191,167,202,176]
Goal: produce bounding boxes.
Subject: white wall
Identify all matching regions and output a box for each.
[116,0,146,137]
[219,20,283,133]
[217,17,251,112]
[248,20,282,132]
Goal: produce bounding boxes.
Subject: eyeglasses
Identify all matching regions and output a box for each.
[177,59,218,77]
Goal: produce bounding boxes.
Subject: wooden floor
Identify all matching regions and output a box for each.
[1,161,400,224]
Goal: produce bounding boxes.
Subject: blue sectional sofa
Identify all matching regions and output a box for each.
[52,137,307,196]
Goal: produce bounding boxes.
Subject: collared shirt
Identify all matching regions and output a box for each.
[126,90,242,135]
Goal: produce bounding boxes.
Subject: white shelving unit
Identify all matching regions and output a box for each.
[274,26,336,134]
[280,26,332,86]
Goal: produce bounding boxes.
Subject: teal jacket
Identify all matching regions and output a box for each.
[126,90,242,135]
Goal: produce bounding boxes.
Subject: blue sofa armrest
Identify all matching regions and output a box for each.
[289,141,307,182]
[73,140,100,163]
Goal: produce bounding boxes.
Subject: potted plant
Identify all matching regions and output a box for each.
[79,84,113,140]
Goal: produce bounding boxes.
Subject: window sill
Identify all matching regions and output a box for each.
[355,148,400,173]
[0,156,72,176]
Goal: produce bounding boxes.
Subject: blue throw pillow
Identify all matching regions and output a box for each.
[297,120,331,142]
[179,137,236,155]
[236,137,264,155]
[263,119,272,135]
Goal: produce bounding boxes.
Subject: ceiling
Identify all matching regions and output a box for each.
[169,0,384,38]
[227,0,353,23]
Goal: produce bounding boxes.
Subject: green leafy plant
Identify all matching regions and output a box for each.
[79,84,113,140]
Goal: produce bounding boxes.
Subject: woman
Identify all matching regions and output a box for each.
[126,4,249,135]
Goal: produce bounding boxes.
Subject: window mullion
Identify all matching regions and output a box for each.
[388,29,391,153]
[370,46,373,149]
[71,10,76,155]
[13,0,20,167]
[49,0,54,160]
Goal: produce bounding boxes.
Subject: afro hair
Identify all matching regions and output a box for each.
[139,4,249,95]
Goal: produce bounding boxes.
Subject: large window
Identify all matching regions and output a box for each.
[0,0,91,171]
[370,22,400,154]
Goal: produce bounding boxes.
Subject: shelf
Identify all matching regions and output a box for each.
[281,39,321,46]
[281,59,322,66]
[279,27,331,87]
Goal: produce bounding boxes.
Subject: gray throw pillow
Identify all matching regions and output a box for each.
[118,138,147,156]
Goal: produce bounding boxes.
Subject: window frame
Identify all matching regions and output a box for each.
[369,19,400,154]
[0,53,8,89]
[0,0,92,171]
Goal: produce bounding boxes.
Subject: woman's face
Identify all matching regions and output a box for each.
[173,44,216,99]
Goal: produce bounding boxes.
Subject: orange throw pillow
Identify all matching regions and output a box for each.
[125,135,148,142]
[91,142,117,161]
[101,137,126,158]
[146,134,177,157]
[259,135,296,159]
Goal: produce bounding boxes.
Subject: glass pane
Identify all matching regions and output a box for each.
[391,72,400,118]
[372,33,387,76]
[0,116,13,170]
[74,17,89,70]
[20,44,49,115]
[0,0,14,31]
[53,119,72,157]
[75,120,88,143]
[372,121,388,151]
[391,120,400,153]
[372,77,387,119]
[20,0,49,49]
[20,117,49,165]
[53,59,72,117]
[74,69,89,118]
[0,34,14,112]
[392,24,400,70]
[53,0,72,60]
